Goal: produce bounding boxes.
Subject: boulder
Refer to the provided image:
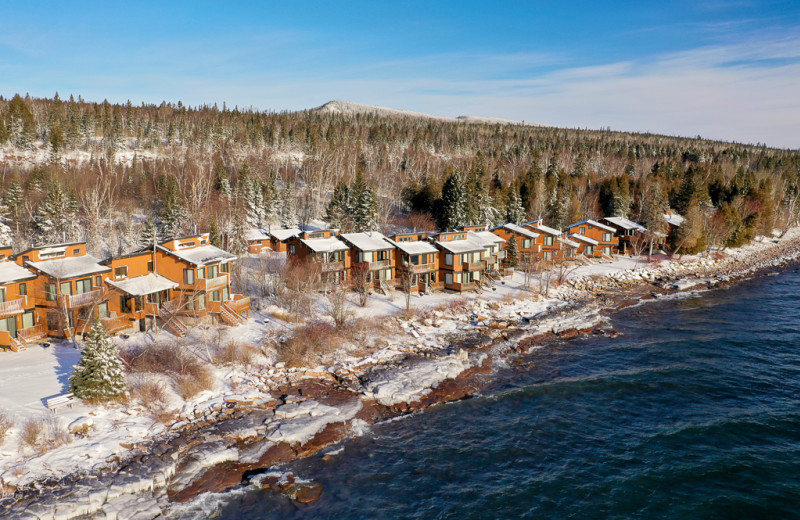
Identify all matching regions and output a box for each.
[293,482,324,504]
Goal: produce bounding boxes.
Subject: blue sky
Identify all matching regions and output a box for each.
[1,1,799,148]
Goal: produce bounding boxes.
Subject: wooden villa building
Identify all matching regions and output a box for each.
[0,247,40,350]
[286,230,351,284]
[390,233,441,293]
[523,220,564,263]
[567,220,619,258]
[599,216,646,255]
[340,232,396,289]
[434,231,487,293]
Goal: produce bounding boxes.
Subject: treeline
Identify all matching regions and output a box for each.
[1,93,799,256]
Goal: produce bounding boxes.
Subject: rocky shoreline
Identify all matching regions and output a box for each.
[3,235,800,520]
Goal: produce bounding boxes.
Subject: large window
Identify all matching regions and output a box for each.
[76,278,92,294]
[45,283,57,301]
[602,233,612,242]
[544,236,554,246]
[60,281,72,295]
[445,253,454,266]
[208,264,219,279]
[114,266,128,279]
[183,269,195,285]
[18,283,27,296]
[522,239,531,249]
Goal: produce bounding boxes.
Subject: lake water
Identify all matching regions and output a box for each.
[183,264,800,519]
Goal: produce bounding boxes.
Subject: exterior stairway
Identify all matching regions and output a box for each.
[159,301,188,337]
[220,301,246,326]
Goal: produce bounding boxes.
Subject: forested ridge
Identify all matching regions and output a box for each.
[1,93,799,257]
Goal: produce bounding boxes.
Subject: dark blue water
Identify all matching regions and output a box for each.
[210,265,800,519]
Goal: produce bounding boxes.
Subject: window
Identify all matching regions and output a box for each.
[585,245,594,255]
[411,255,419,265]
[309,232,324,239]
[445,253,454,266]
[97,302,109,320]
[221,262,229,273]
[22,256,30,265]
[114,266,128,279]
[544,236,554,246]
[73,248,81,255]
[603,246,611,256]
[222,287,229,301]
[76,278,92,294]
[208,264,219,279]
[602,233,612,242]
[445,272,453,286]
[18,283,27,296]
[96,276,102,286]
[522,239,531,249]
[147,261,154,273]
[209,290,220,302]
[184,269,195,285]
[544,251,553,261]
[21,311,34,329]
[60,281,72,295]
[45,283,57,301]
[198,267,206,279]
[0,288,4,303]
[288,245,296,255]
[579,227,586,235]
[121,296,132,314]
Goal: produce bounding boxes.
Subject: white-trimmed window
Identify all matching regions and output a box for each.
[114,266,128,279]
[544,236,554,246]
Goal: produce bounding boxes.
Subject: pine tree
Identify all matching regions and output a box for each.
[349,170,379,232]
[2,180,23,238]
[505,233,519,268]
[262,173,279,222]
[69,322,127,400]
[0,205,12,246]
[33,181,81,243]
[138,216,160,250]
[505,187,525,225]
[7,94,36,149]
[546,185,569,229]
[159,175,187,239]
[280,182,298,229]
[325,180,351,229]
[437,170,468,231]
[209,218,223,248]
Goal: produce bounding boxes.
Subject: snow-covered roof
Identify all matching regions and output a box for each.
[569,233,599,246]
[106,273,178,296]
[26,255,111,279]
[559,236,581,248]
[472,230,506,245]
[493,223,539,240]
[569,219,616,232]
[601,216,645,231]
[435,233,487,253]
[159,245,236,266]
[524,221,562,236]
[340,232,395,251]
[389,240,439,256]
[0,261,37,285]
[269,227,302,241]
[664,212,685,227]
[301,236,350,253]
[246,228,270,241]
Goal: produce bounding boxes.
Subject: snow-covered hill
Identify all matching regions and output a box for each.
[312,100,544,127]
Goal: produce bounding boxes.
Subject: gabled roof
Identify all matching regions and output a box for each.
[388,239,439,256]
[472,230,506,245]
[269,227,302,241]
[435,233,487,253]
[246,228,270,241]
[301,236,350,253]
[601,216,646,231]
[340,232,395,251]
[0,261,37,285]
[26,255,111,279]
[569,219,616,232]
[106,273,178,296]
[559,236,581,248]
[523,220,562,236]
[569,233,599,246]
[158,245,236,267]
[491,223,539,240]
[663,212,685,227]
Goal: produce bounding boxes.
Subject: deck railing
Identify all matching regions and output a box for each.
[0,297,27,317]
[462,260,486,272]
[194,274,229,293]
[59,288,105,309]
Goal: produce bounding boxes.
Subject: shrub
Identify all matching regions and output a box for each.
[215,341,257,366]
[174,366,215,400]
[0,409,14,439]
[19,417,46,448]
[279,321,341,367]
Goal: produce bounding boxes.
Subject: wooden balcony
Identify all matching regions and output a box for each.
[194,274,229,293]
[407,262,436,274]
[319,260,345,272]
[59,288,105,309]
[0,297,27,317]
[144,302,161,315]
[366,259,391,270]
[462,260,485,272]
[101,315,131,334]
[18,324,47,344]
[227,294,250,315]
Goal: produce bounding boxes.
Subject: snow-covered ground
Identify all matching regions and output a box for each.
[0,228,798,491]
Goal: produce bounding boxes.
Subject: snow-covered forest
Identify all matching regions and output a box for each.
[1,93,799,257]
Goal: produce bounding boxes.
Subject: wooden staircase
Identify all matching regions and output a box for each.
[219,301,246,326]
[577,254,594,265]
[378,280,391,295]
[8,337,25,352]
[159,301,188,337]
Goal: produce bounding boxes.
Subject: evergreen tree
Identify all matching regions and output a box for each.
[215,163,232,200]
[262,172,279,222]
[159,175,187,239]
[598,176,632,217]
[7,94,36,149]
[0,205,12,246]
[280,182,298,228]
[138,216,160,250]
[436,170,468,231]
[325,180,351,229]
[33,181,81,243]
[349,170,379,231]
[2,180,24,237]
[69,322,127,400]
[505,186,525,224]
[505,232,519,268]
[546,185,569,229]
[209,218,223,248]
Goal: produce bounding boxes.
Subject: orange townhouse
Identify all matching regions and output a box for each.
[523,219,563,263]
[434,231,487,293]
[156,234,250,327]
[16,242,112,339]
[286,230,351,285]
[599,216,646,255]
[559,235,580,261]
[490,224,540,265]
[102,250,179,334]
[268,227,302,253]
[0,247,41,350]
[567,219,619,257]
[462,226,507,275]
[566,232,600,258]
[340,232,396,289]
[390,233,441,293]
[663,210,684,238]
[246,229,272,254]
